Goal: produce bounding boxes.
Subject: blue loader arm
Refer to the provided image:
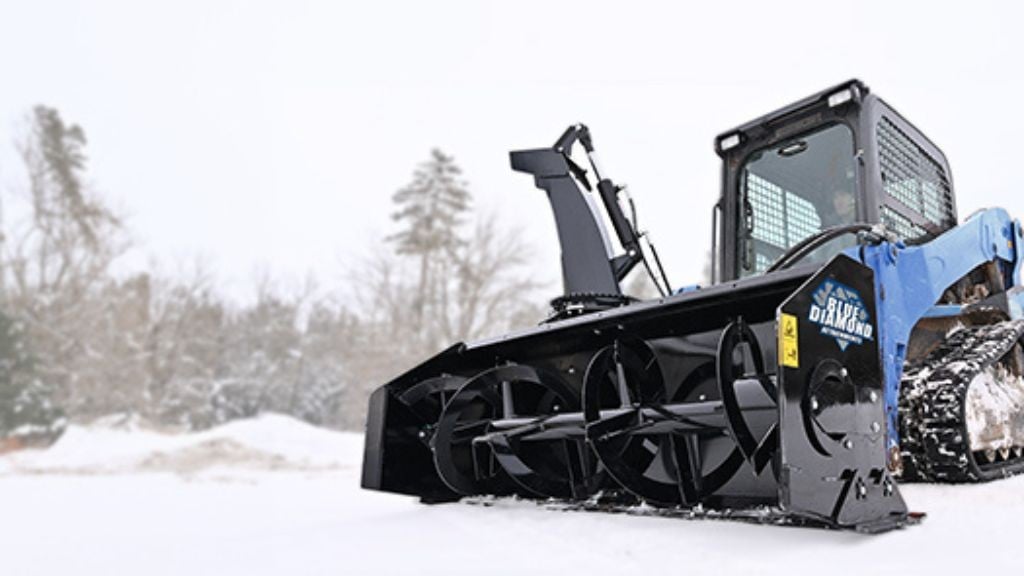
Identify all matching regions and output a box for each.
[848,208,1024,457]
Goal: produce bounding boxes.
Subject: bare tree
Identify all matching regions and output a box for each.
[443,214,542,342]
[339,210,544,429]
[140,265,227,427]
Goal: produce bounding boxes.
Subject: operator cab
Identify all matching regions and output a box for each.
[713,80,957,283]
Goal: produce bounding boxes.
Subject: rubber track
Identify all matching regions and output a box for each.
[899,320,1024,482]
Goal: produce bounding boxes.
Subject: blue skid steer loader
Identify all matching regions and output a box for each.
[361,80,1024,532]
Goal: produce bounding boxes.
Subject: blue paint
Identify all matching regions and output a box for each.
[674,284,702,294]
[922,304,964,319]
[1013,220,1024,286]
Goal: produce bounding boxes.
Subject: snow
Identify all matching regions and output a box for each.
[966,365,1024,452]
[1,416,1023,575]
[0,414,352,475]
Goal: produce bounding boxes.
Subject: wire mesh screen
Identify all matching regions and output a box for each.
[878,117,955,237]
[881,206,927,242]
[745,172,822,272]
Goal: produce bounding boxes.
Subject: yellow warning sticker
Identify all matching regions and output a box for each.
[779,313,799,369]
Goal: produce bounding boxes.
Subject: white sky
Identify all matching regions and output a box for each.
[1,0,1022,302]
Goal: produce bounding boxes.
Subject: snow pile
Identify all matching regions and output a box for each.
[0,413,363,476]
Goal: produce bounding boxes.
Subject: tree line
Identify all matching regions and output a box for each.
[0,106,541,443]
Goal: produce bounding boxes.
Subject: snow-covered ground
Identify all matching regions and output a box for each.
[1,416,1022,576]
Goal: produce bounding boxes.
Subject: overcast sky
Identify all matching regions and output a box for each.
[1,0,1022,302]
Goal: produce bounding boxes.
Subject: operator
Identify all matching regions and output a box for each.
[820,186,857,229]
[797,186,859,266]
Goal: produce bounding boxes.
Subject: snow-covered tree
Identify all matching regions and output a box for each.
[290,302,349,427]
[0,105,127,424]
[389,149,471,350]
[390,148,471,260]
[0,311,65,444]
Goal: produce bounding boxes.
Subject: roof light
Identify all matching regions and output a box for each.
[719,133,741,152]
[827,88,854,108]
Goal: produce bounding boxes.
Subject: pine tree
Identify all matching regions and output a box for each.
[388,149,471,350]
[390,148,471,258]
[0,311,65,445]
[3,105,126,421]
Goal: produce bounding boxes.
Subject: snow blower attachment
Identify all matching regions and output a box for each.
[363,254,907,530]
[363,80,1024,532]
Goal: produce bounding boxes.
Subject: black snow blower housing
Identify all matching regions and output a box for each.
[362,108,914,532]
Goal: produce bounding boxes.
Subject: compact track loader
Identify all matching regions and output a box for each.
[362,80,1024,532]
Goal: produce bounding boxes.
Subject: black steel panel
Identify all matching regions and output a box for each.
[777,255,909,529]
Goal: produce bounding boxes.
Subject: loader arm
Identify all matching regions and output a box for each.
[856,207,1024,457]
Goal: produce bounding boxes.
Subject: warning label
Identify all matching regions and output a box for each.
[779,313,799,369]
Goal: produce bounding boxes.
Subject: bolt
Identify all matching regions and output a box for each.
[883,480,894,497]
[811,397,819,411]
[698,394,707,401]
[857,482,867,499]
[871,422,881,433]
[869,390,879,403]
[840,368,849,378]
[552,405,561,413]
[567,366,576,375]
[844,439,855,450]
